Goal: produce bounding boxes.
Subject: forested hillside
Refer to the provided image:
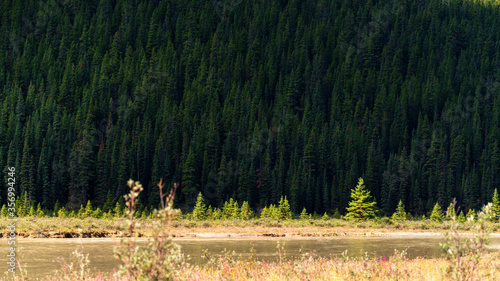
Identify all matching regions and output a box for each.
[2,0,500,215]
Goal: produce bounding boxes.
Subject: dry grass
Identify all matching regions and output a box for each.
[2,217,499,238]
[177,251,500,281]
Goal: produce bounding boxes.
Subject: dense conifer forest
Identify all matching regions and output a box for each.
[2,0,500,216]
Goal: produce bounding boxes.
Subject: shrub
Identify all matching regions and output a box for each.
[115,178,185,280]
[441,199,493,280]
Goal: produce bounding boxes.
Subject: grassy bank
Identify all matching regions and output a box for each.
[2,216,500,238]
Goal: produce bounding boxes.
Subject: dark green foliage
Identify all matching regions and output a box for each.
[2,0,500,216]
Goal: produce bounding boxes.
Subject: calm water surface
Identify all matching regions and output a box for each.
[2,235,500,279]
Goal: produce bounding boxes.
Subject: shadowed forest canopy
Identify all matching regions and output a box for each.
[1,0,500,215]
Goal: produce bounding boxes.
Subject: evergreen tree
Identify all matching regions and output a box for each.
[430,202,444,222]
[1,205,7,217]
[300,208,309,220]
[458,210,466,223]
[193,192,207,220]
[345,178,378,221]
[240,201,252,220]
[445,203,456,221]
[466,209,476,221]
[492,188,500,221]
[322,212,329,220]
[278,196,293,220]
[391,200,406,222]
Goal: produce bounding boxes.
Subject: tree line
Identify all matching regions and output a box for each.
[2,0,500,216]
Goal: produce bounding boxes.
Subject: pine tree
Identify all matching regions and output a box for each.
[322,212,330,220]
[103,191,114,213]
[300,208,309,220]
[231,200,240,219]
[92,208,102,218]
[278,196,293,220]
[345,178,378,221]
[240,201,252,220]
[58,207,67,218]
[222,200,233,219]
[1,205,7,217]
[492,188,500,222]
[466,209,476,221]
[193,192,207,220]
[261,206,269,219]
[114,201,123,218]
[458,210,466,223]
[36,203,44,217]
[78,205,85,218]
[333,209,341,219]
[84,200,93,218]
[430,202,444,222]
[391,200,406,222]
[445,203,455,221]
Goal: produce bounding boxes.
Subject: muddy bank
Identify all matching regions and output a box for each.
[0,230,146,238]
[3,227,498,239]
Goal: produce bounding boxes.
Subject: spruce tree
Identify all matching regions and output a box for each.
[114,202,123,218]
[240,201,252,220]
[322,212,330,220]
[345,178,378,221]
[430,202,444,222]
[84,200,93,218]
[1,205,7,217]
[445,203,456,220]
[458,210,466,223]
[466,209,476,221]
[300,208,309,220]
[492,188,500,222]
[193,192,207,220]
[278,196,293,220]
[391,200,406,222]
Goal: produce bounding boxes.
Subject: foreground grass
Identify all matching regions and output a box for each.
[4,251,500,280]
[2,217,500,238]
[176,253,500,281]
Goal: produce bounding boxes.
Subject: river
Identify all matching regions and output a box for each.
[2,235,500,279]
